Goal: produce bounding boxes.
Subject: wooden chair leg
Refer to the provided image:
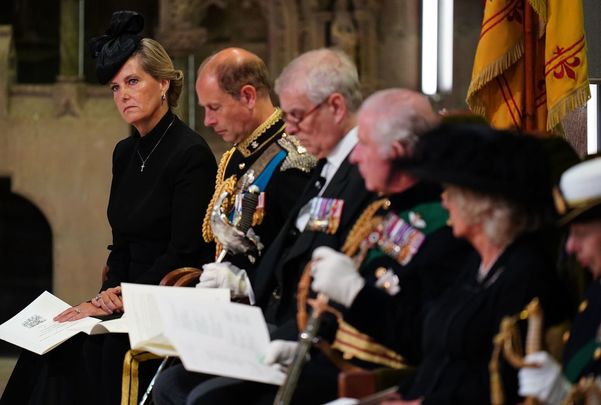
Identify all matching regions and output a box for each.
[338,369,378,399]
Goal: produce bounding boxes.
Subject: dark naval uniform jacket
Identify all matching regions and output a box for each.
[253,152,375,339]
[563,280,601,383]
[336,181,472,368]
[267,181,472,405]
[202,108,316,275]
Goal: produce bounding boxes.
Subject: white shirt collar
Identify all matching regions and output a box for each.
[322,127,358,178]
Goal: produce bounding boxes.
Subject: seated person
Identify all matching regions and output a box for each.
[518,156,601,404]
[262,89,474,405]
[1,11,216,405]
[352,124,570,404]
[196,47,316,279]
[152,48,375,405]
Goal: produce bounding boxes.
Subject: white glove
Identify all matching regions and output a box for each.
[197,262,255,304]
[310,246,365,308]
[518,351,571,404]
[263,340,299,367]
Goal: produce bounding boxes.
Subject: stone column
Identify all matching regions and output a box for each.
[55,0,85,117]
[59,0,79,79]
[378,0,420,90]
[156,0,209,127]
[0,26,16,117]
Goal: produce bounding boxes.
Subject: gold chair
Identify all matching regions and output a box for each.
[121,266,202,405]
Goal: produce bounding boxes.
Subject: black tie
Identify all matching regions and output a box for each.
[308,159,327,198]
[293,159,327,211]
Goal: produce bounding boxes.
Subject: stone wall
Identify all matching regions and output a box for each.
[0,26,129,303]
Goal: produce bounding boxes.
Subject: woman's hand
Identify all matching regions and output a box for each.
[53,302,111,323]
[91,286,123,314]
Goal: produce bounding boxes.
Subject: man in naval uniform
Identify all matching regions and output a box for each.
[196,47,316,284]
[519,157,601,404]
[261,89,473,404]
[126,47,315,405]
[152,48,375,405]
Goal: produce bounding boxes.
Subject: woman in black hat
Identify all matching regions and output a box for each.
[384,124,569,404]
[1,10,216,405]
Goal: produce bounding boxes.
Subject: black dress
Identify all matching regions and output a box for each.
[1,110,217,405]
[104,109,216,286]
[403,233,569,405]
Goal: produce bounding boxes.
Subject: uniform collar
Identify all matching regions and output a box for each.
[236,108,285,158]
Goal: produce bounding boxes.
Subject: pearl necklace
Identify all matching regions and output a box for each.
[136,118,175,173]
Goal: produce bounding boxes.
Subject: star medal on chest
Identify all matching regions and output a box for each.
[136,118,175,173]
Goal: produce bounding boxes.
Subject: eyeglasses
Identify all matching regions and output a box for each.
[281,97,328,126]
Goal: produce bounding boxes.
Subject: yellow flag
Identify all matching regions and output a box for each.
[544,0,590,129]
[466,0,590,131]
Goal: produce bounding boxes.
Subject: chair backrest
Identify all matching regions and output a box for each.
[159,267,202,286]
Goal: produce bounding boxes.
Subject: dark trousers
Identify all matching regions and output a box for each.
[153,354,339,405]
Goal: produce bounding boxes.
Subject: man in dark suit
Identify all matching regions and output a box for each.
[152,48,374,405]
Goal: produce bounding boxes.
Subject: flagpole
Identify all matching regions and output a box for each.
[523,0,537,131]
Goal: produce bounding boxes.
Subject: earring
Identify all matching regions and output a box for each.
[161,94,166,104]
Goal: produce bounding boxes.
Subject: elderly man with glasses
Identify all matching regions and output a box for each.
[152,48,374,405]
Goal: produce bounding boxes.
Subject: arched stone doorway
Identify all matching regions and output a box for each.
[0,177,52,355]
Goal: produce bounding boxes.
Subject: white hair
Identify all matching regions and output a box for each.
[274,48,362,112]
[445,185,541,246]
[359,89,440,158]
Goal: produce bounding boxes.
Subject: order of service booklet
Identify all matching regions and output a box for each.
[120,282,230,356]
[0,291,124,355]
[154,293,286,385]
[0,285,228,356]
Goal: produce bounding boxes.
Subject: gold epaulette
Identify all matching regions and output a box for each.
[202,148,236,243]
[332,320,407,369]
[277,134,318,173]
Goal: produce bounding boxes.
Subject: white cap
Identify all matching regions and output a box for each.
[559,157,601,223]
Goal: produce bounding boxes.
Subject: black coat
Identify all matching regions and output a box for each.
[103,110,216,289]
[253,156,375,339]
[405,234,569,405]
